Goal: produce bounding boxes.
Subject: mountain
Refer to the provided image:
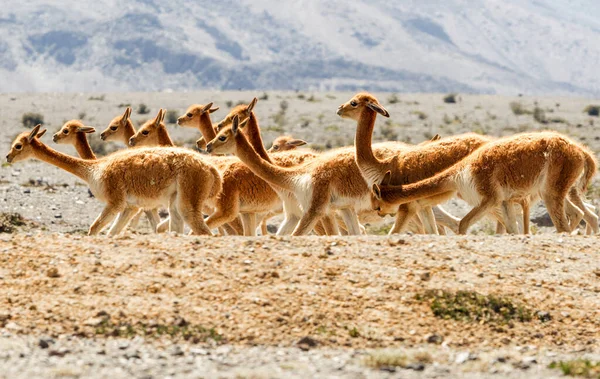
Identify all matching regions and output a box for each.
[1,0,600,95]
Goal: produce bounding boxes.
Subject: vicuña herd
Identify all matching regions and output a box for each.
[6,93,598,237]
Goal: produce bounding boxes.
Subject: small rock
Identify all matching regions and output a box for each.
[536,311,552,322]
[426,334,443,344]
[38,338,54,349]
[190,348,209,356]
[168,345,184,356]
[118,342,129,350]
[0,313,11,322]
[46,267,60,278]
[4,322,21,331]
[23,189,30,194]
[48,349,69,357]
[83,317,106,327]
[420,272,431,281]
[455,352,477,364]
[379,366,396,373]
[405,363,425,371]
[297,336,319,351]
[54,214,62,219]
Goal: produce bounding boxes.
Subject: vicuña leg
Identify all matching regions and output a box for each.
[459,198,496,235]
[89,203,124,235]
[108,206,139,236]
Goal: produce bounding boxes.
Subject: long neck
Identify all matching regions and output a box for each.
[123,121,136,146]
[244,112,272,163]
[74,133,96,160]
[234,131,297,191]
[198,113,217,141]
[32,140,93,182]
[380,168,458,205]
[157,126,174,146]
[355,108,383,169]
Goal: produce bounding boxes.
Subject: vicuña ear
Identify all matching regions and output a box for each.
[122,107,131,121]
[155,109,164,126]
[247,97,258,114]
[160,109,166,123]
[232,115,240,135]
[77,126,96,134]
[286,139,307,147]
[239,118,249,128]
[28,124,42,142]
[366,102,390,117]
[201,102,213,113]
[209,106,219,113]
[430,134,441,142]
[372,184,382,200]
[37,129,47,139]
[381,171,392,186]
[196,137,207,150]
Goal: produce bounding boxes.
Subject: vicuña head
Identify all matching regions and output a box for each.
[205,116,249,154]
[177,102,219,128]
[53,120,95,145]
[129,109,171,147]
[7,125,47,163]
[268,136,308,153]
[215,97,257,131]
[336,92,390,120]
[100,107,134,143]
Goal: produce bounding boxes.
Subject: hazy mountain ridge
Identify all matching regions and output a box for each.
[1,0,599,95]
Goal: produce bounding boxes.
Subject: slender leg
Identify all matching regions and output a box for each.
[542,193,571,233]
[432,205,460,234]
[500,201,519,234]
[313,221,327,236]
[128,211,143,230]
[89,204,124,235]
[240,213,257,236]
[459,198,496,235]
[322,214,340,235]
[228,217,244,235]
[419,207,439,234]
[168,197,185,234]
[339,208,361,235]
[568,189,598,234]
[389,204,417,234]
[145,209,161,232]
[108,206,139,236]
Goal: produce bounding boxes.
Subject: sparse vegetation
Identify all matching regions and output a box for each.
[388,93,400,104]
[297,93,306,100]
[410,110,428,120]
[533,106,547,124]
[0,212,26,233]
[549,360,600,378]
[225,100,234,108]
[380,121,398,140]
[307,95,318,102]
[510,102,531,116]
[165,110,179,124]
[364,349,432,370]
[584,105,600,117]
[443,93,458,104]
[117,103,131,108]
[416,289,532,324]
[22,112,44,128]
[88,95,105,101]
[258,92,269,101]
[348,327,360,338]
[78,112,86,120]
[137,103,150,115]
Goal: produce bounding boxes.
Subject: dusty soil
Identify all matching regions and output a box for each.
[1,233,599,377]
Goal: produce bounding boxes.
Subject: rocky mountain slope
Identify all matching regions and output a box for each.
[1,0,600,95]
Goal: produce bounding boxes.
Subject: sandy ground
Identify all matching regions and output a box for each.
[1,92,600,377]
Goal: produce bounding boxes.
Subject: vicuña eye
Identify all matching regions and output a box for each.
[15,144,22,150]
[272,145,279,150]
[110,126,118,131]
[218,136,226,141]
[142,130,149,136]
[350,101,358,107]
[63,129,69,134]
[187,113,193,117]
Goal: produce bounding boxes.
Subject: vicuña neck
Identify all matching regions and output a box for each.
[32,140,93,182]
[355,108,382,169]
[157,127,174,146]
[234,130,296,191]
[380,168,458,205]
[198,113,217,141]
[75,133,96,160]
[244,112,272,163]
[123,121,136,147]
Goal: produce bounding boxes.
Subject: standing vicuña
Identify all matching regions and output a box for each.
[7,125,221,236]
[372,131,597,234]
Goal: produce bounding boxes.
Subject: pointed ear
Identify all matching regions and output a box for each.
[232,115,240,135]
[239,117,249,128]
[155,109,164,126]
[76,126,96,134]
[381,171,392,186]
[431,134,440,142]
[247,97,258,114]
[366,102,390,117]
[37,129,47,139]
[286,139,307,147]
[28,124,42,142]
[209,106,219,113]
[196,137,207,150]
[160,109,166,123]
[372,184,382,200]
[201,102,213,113]
[122,107,131,121]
